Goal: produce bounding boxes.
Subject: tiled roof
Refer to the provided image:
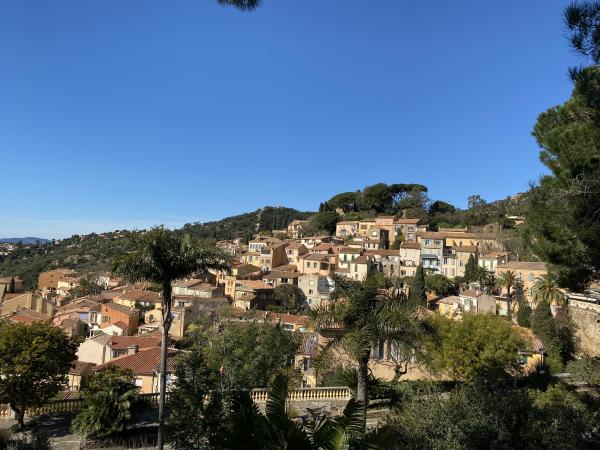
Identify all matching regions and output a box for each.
[104,302,139,315]
[393,218,420,224]
[353,255,370,264]
[94,346,178,375]
[400,242,421,249]
[238,280,274,290]
[450,246,478,253]
[9,309,50,324]
[337,246,362,254]
[108,336,161,350]
[117,289,161,303]
[270,312,307,326]
[303,253,330,262]
[285,242,305,250]
[497,261,547,271]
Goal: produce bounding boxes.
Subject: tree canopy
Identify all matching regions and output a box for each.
[0,322,78,430]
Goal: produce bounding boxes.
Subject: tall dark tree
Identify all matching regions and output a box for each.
[526,1,600,290]
[408,265,427,306]
[379,231,390,250]
[113,227,231,450]
[463,254,479,284]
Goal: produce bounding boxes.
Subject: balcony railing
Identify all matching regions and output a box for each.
[0,387,352,420]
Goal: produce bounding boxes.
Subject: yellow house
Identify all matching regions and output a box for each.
[496,261,548,302]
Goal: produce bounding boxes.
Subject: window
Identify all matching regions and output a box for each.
[460,260,464,266]
[135,378,143,388]
[425,239,431,245]
[102,316,109,323]
[309,289,313,294]
[443,258,448,264]
[528,273,535,283]
[434,240,441,245]
[309,280,314,285]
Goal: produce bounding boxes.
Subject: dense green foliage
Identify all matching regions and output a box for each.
[531,301,565,372]
[204,321,301,390]
[427,314,525,383]
[72,367,145,438]
[379,383,600,450]
[408,265,427,305]
[516,300,533,328]
[428,314,528,383]
[166,344,224,449]
[566,356,600,387]
[525,2,600,290]
[425,273,458,296]
[0,322,78,430]
[272,284,307,313]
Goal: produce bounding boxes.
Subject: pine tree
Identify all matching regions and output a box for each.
[409,265,427,306]
[464,254,478,284]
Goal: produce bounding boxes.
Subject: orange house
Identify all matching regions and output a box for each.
[99,302,140,336]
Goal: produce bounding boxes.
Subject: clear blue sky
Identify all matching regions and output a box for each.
[0,0,582,238]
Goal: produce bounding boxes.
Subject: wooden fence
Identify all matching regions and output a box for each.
[0,387,351,420]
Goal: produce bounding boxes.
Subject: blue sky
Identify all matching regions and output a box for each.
[0,0,582,238]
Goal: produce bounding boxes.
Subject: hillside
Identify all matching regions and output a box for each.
[0,206,313,289]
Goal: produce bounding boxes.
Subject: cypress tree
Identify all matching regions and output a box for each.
[516,300,533,328]
[464,254,478,284]
[531,300,563,372]
[380,231,390,250]
[409,265,427,306]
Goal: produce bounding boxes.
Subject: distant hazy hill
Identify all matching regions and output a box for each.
[0,237,51,244]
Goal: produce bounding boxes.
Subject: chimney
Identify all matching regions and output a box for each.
[126,344,139,355]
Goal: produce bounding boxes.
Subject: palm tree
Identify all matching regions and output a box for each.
[530,273,565,308]
[113,227,231,450]
[474,265,489,292]
[309,273,432,414]
[498,270,518,317]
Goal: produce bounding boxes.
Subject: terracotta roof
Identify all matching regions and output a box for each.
[393,218,420,224]
[94,346,178,375]
[303,253,330,262]
[450,246,478,253]
[353,255,370,264]
[497,261,547,271]
[270,312,307,326]
[336,221,359,225]
[271,264,298,272]
[104,302,139,315]
[238,279,274,290]
[337,246,362,254]
[365,249,401,257]
[285,242,305,250]
[109,336,161,350]
[116,289,160,303]
[9,309,50,324]
[400,242,421,249]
